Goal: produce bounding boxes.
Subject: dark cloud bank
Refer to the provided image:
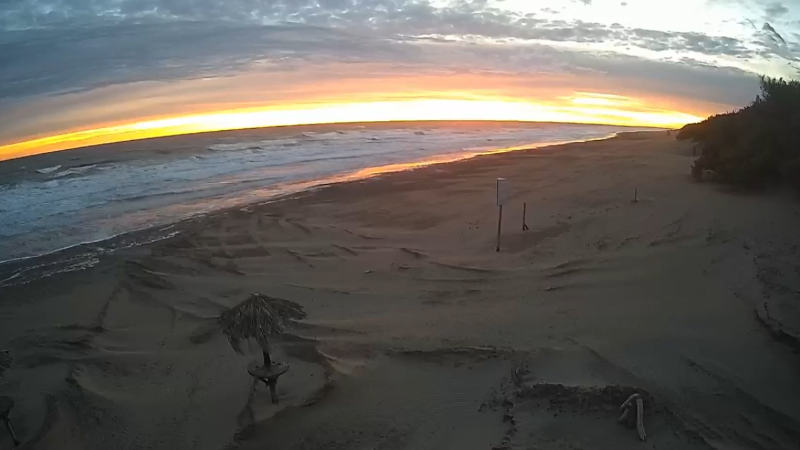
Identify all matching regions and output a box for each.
[1,0,796,110]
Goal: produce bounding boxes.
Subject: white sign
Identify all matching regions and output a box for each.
[496,178,511,206]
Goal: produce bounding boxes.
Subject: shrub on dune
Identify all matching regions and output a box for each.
[678,76,800,189]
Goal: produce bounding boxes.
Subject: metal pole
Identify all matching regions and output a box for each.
[496,205,503,252]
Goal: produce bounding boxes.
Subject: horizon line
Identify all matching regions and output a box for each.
[0,119,673,163]
[0,98,696,162]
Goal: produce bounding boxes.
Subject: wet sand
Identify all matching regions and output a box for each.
[1,131,799,449]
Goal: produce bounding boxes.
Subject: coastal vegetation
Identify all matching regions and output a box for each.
[678,76,800,189]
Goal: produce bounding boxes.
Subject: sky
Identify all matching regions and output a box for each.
[0,0,798,160]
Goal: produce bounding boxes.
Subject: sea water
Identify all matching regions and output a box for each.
[0,122,654,264]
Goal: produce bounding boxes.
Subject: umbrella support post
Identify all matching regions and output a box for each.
[257,375,281,404]
[248,361,289,405]
[267,379,278,404]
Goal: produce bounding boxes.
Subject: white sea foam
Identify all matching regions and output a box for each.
[207,138,300,151]
[0,123,654,262]
[53,164,97,178]
[35,165,61,174]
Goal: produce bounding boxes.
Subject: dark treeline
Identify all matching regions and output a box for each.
[677,76,800,190]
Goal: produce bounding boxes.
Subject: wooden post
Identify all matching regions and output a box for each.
[633,187,638,203]
[495,178,509,252]
[522,202,529,231]
[496,204,503,252]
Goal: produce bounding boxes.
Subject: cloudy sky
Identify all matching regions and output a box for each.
[0,0,798,159]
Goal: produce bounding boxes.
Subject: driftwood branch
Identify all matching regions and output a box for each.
[618,392,646,441]
[635,397,646,441]
[1,396,20,446]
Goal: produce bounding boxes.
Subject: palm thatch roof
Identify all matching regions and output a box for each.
[219,293,306,354]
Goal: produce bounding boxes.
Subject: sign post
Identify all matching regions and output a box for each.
[496,178,510,252]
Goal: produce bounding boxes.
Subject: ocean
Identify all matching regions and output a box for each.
[0,122,655,270]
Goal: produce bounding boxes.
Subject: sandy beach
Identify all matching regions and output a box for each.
[1,130,799,449]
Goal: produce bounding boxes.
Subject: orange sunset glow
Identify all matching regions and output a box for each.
[0,93,701,161]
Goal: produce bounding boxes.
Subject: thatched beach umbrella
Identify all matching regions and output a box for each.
[219,293,306,367]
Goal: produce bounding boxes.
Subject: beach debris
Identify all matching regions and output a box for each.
[617,402,630,423]
[635,397,646,441]
[633,187,639,203]
[1,352,19,447]
[400,247,426,259]
[1,397,19,447]
[220,293,305,402]
[700,169,718,182]
[618,392,647,441]
[513,383,658,444]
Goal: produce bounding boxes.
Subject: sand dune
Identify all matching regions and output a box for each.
[1,131,799,449]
